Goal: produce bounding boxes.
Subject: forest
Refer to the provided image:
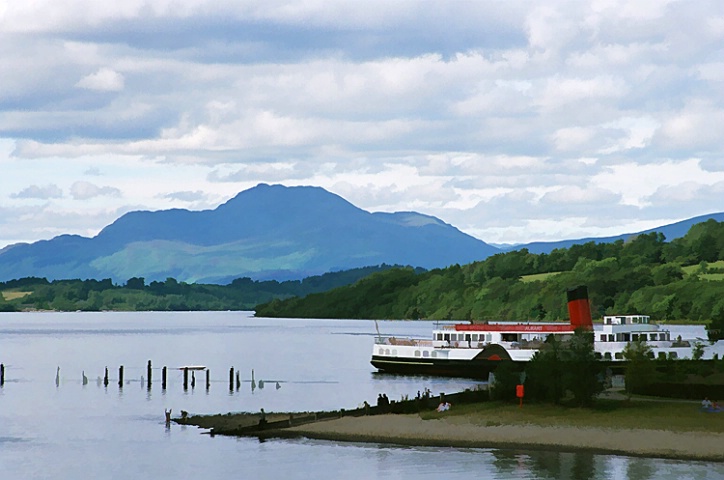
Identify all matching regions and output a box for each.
[255,219,724,341]
[0,265,404,313]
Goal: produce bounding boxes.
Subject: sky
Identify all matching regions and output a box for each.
[1,0,724,249]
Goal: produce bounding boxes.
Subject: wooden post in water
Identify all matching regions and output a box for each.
[103,367,109,387]
[236,371,241,391]
[183,367,189,391]
[205,369,210,390]
[0,363,4,387]
[229,367,234,392]
[147,360,152,389]
[162,366,167,390]
[118,365,124,388]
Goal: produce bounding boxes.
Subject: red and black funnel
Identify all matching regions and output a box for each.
[567,285,593,330]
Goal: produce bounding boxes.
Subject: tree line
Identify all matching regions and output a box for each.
[255,219,724,341]
[0,265,403,312]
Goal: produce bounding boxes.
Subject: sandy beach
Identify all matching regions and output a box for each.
[284,413,724,461]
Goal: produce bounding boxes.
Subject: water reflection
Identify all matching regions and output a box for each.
[492,449,608,480]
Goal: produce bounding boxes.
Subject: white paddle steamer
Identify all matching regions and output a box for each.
[371,286,724,378]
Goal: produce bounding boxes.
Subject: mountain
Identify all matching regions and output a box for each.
[0,184,499,284]
[506,212,724,255]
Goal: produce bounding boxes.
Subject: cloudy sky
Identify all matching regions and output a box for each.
[1,1,723,249]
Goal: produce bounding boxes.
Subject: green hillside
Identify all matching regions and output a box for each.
[255,219,724,340]
[0,265,404,312]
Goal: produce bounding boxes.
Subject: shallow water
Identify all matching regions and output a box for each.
[0,312,721,480]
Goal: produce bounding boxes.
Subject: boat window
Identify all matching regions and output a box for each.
[423,351,429,358]
[392,349,397,356]
[623,333,631,342]
[658,352,666,359]
[632,334,639,341]
[378,348,384,355]
[444,334,450,342]
[594,352,602,359]
[436,333,443,341]
[414,350,421,357]
[600,335,607,342]
[472,334,479,342]
[604,352,612,360]
[431,351,437,358]
[465,334,471,342]
[659,333,666,341]
[385,349,390,355]
[615,352,623,360]
[650,334,657,341]
[668,352,677,359]
[486,334,492,341]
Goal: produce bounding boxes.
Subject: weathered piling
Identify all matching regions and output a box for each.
[236,371,241,391]
[229,367,234,392]
[147,360,152,389]
[191,371,196,389]
[1,363,5,386]
[118,365,124,388]
[103,367,109,387]
[183,367,189,391]
[205,369,210,390]
[162,366,167,390]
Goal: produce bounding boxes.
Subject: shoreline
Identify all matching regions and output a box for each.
[181,396,724,463]
[275,414,724,462]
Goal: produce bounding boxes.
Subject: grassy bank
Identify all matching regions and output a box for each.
[421,397,723,433]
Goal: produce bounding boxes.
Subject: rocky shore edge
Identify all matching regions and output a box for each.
[176,389,724,462]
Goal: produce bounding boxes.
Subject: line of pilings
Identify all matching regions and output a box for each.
[99,360,217,392]
[0,360,247,392]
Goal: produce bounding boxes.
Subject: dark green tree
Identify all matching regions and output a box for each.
[526,335,565,404]
[561,329,604,406]
[622,339,656,397]
[707,300,724,341]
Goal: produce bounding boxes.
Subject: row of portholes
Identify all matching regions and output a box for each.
[413,350,437,358]
[596,351,678,360]
[377,348,439,358]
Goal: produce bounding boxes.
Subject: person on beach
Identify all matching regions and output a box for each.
[165,409,172,424]
[702,397,712,410]
[259,408,267,428]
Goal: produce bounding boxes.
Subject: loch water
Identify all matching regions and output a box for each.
[0,311,721,480]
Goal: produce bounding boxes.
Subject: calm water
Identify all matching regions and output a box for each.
[0,312,721,480]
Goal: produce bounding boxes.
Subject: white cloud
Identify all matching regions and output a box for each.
[70,181,121,200]
[75,68,125,92]
[11,184,63,199]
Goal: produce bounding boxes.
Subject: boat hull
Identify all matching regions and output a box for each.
[370,355,518,379]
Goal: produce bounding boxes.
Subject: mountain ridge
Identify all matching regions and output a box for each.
[0,183,498,283]
[1,183,722,284]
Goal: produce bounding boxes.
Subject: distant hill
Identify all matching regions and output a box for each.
[507,213,724,255]
[0,184,498,284]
